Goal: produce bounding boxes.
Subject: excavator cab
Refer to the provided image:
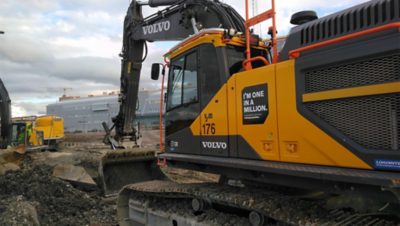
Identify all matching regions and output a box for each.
[10,120,37,154]
[11,122,26,146]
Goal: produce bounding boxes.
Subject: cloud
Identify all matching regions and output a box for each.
[0,0,370,116]
[222,0,369,35]
[0,35,54,63]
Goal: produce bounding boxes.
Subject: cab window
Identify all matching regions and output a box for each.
[168,57,184,109]
[182,52,198,104]
[167,51,198,110]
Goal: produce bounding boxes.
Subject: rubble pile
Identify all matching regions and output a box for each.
[0,164,116,226]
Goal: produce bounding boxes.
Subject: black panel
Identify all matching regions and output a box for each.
[199,136,229,157]
[166,128,200,155]
[242,84,269,125]
[165,132,261,159]
[237,136,261,159]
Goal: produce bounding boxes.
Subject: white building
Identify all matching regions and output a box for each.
[47,90,162,132]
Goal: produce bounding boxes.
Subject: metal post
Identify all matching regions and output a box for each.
[244,0,252,70]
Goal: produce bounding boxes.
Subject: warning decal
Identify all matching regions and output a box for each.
[242,84,269,125]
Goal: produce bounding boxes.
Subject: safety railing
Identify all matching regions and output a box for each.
[244,0,278,70]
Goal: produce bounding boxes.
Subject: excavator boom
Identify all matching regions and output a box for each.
[100,0,249,195]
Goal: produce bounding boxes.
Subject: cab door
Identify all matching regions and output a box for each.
[165,50,201,155]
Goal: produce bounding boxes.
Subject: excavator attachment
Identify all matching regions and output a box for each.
[98,148,165,196]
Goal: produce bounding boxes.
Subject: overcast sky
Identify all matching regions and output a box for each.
[0,0,368,117]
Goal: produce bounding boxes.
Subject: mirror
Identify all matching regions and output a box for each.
[151,63,160,80]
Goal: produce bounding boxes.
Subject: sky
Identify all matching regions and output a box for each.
[0,0,369,117]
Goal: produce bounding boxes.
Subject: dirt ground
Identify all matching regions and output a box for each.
[0,129,219,226]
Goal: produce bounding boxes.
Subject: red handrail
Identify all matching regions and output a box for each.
[289,22,400,59]
[242,56,269,69]
[244,0,277,70]
[159,58,169,152]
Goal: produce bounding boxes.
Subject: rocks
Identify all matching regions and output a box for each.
[52,164,97,190]
[0,162,20,175]
[0,149,22,175]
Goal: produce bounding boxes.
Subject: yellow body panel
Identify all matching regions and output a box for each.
[232,65,280,161]
[166,32,227,59]
[275,60,371,169]
[35,116,65,141]
[303,81,400,102]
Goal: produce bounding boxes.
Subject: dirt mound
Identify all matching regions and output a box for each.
[0,196,40,226]
[0,165,116,226]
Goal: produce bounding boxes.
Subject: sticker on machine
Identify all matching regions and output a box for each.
[374,159,400,170]
[242,84,269,125]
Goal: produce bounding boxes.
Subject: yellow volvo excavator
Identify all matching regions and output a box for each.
[11,115,64,153]
[99,0,400,225]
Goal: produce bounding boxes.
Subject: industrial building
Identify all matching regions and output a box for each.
[47,90,162,133]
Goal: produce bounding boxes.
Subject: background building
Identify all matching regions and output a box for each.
[47,90,163,133]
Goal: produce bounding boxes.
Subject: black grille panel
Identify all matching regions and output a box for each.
[306,94,399,151]
[300,0,400,46]
[304,53,400,93]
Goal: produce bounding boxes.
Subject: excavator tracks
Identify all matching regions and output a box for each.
[117,180,399,226]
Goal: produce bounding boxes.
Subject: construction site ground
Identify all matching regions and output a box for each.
[0,129,219,226]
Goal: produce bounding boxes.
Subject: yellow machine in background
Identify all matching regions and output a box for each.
[11,115,64,153]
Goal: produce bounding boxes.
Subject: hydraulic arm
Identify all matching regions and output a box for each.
[106,0,245,148]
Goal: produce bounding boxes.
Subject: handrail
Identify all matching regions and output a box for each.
[289,22,400,59]
[244,0,277,70]
[242,56,270,69]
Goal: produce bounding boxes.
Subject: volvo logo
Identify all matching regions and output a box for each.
[142,21,171,35]
[202,141,227,150]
